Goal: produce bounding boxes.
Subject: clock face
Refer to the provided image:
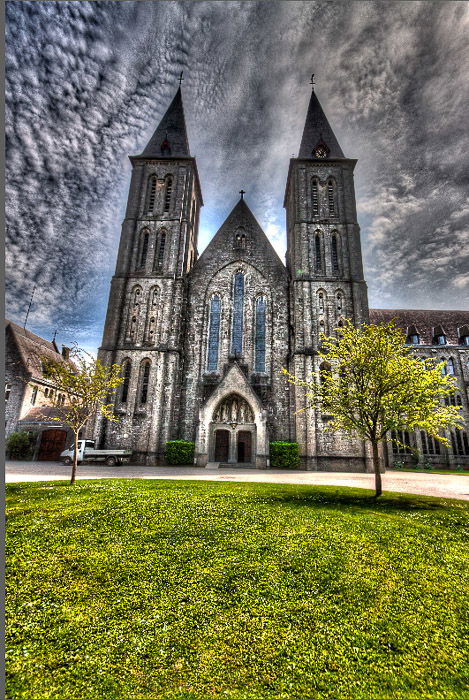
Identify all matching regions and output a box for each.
[314,145,328,158]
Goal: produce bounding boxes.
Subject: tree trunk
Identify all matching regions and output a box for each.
[71,431,78,485]
[371,440,382,498]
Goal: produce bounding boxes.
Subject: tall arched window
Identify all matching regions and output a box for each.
[139,229,149,269]
[121,360,131,403]
[164,176,172,212]
[154,230,166,271]
[146,175,157,213]
[312,179,319,216]
[336,292,343,314]
[146,287,160,343]
[127,287,141,342]
[231,272,244,355]
[318,291,325,313]
[447,358,455,375]
[139,360,151,404]
[327,179,336,216]
[331,234,339,273]
[207,295,221,371]
[255,296,266,372]
[315,233,322,272]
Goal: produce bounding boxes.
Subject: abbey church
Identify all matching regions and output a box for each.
[96,87,469,470]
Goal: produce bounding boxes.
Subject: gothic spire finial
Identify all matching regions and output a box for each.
[178,71,184,87]
[239,189,245,200]
[310,73,315,91]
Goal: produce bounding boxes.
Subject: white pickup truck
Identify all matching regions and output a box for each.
[60,440,132,466]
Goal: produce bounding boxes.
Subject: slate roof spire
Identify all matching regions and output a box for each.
[298,88,345,159]
[140,87,190,158]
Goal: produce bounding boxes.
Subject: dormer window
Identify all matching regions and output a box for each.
[436,335,446,345]
[406,326,420,345]
[433,326,447,345]
[459,326,469,345]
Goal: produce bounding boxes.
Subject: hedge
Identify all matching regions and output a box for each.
[6,431,38,460]
[165,440,195,465]
[269,441,300,468]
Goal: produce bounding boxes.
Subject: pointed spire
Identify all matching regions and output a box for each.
[298,89,344,159]
[140,87,190,158]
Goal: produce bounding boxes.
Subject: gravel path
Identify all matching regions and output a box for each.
[6,461,469,501]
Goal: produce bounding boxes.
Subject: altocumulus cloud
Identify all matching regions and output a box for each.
[6,1,469,353]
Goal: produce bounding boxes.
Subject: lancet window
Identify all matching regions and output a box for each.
[164,176,172,212]
[139,361,151,404]
[231,272,244,355]
[255,296,266,372]
[207,295,221,371]
[121,360,131,403]
[312,179,319,216]
[146,175,157,213]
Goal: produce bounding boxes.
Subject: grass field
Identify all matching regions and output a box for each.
[6,480,469,699]
[390,468,469,475]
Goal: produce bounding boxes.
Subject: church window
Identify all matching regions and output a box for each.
[128,287,141,342]
[164,176,172,212]
[451,430,469,456]
[336,292,343,314]
[447,358,455,375]
[147,175,157,213]
[331,234,339,273]
[140,361,151,404]
[5,382,11,401]
[440,359,447,376]
[121,360,131,403]
[433,326,446,345]
[420,431,441,455]
[255,296,266,373]
[139,230,149,269]
[155,230,166,271]
[207,295,221,371]
[319,361,331,384]
[146,287,160,343]
[231,272,244,356]
[391,430,412,455]
[315,233,322,272]
[327,180,336,216]
[312,179,319,216]
[459,326,469,345]
[318,292,325,313]
[30,386,37,405]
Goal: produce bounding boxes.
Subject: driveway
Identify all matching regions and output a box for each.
[5,461,469,501]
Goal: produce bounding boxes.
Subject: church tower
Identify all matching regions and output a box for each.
[285,86,370,470]
[97,87,203,463]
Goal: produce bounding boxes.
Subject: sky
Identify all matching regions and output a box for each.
[5,0,469,355]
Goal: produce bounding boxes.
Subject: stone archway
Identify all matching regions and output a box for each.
[195,363,269,468]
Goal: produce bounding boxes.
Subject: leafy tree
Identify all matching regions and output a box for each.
[285,320,464,497]
[40,349,124,484]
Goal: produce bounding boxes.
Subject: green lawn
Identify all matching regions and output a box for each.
[6,480,469,700]
[390,468,469,475]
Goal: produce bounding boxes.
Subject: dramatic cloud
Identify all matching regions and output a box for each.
[6,1,469,353]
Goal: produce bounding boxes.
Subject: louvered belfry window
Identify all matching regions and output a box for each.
[164,177,172,212]
[231,272,244,355]
[147,176,157,213]
[312,180,319,216]
[328,180,335,215]
[331,234,339,273]
[255,297,266,372]
[315,233,322,271]
[140,361,151,404]
[207,296,221,371]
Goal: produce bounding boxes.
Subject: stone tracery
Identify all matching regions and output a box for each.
[213,394,254,424]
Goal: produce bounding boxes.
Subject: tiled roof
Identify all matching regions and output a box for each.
[5,319,73,380]
[18,407,67,423]
[369,309,469,346]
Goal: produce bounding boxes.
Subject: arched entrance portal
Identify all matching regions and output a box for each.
[38,429,67,461]
[210,394,256,465]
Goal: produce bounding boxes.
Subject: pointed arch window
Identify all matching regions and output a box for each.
[331,233,339,274]
[312,179,319,216]
[336,292,343,314]
[447,358,455,375]
[207,295,221,371]
[146,287,160,343]
[231,272,244,356]
[128,287,141,342]
[121,360,131,403]
[318,291,325,313]
[147,175,157,213]
[315,232,322,272]
[164,176,173,212]
[139,229,149,269]
[139,360,151,404]
[255,296,266,372]
[327,179,336,216]
[154,230,166,271]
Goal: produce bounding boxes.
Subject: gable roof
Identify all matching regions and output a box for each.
[193,198,286,277]
[140,87,190,158]
[5,319,73,381]
[369,309,469,345]
[298,90,345,159]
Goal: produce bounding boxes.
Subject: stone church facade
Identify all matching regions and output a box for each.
[96,87,469,470]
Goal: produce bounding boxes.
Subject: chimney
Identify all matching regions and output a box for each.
[62,346,71,361]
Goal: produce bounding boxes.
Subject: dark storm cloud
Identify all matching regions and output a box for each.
[5,1,469,352]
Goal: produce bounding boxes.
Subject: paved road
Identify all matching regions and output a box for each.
[5,461,469,501]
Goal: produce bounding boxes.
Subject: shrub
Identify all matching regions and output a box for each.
[6,431,37,460]
[165,440,195,465]
[269,441,300,469]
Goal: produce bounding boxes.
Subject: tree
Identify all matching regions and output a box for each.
[284,319,464,497]
[40,349,124,485]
